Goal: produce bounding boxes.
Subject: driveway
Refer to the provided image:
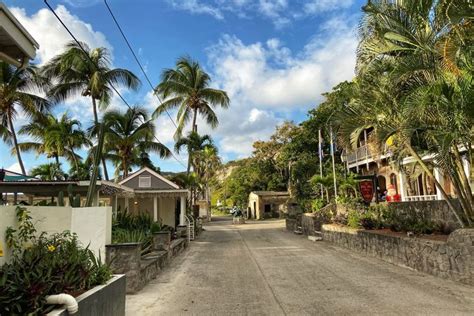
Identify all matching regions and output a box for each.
[126,218,474,315]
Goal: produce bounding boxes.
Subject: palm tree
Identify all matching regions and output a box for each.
[30,162,65,181]
[192,145,221,203]
[43,41,141,179]
[175,131,213,175]
[16,113,88,167]
[96,106,171,178]
[0,62,50,175]
[154,56,229,139]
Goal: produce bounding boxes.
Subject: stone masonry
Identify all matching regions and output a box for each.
[321,224,474,286]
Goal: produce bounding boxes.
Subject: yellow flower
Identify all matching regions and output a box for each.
[47,245,56,252]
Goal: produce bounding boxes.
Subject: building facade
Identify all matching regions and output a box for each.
[343,129,472,202]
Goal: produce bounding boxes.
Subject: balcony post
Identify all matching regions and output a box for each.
[398,172,406,201]
[434,167,444,200]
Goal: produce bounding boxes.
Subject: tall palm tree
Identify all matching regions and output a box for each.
[0,62,50,174]
[175,131,213,175]
[16,113,88,167]
[96,106,171,178]
[154,56,230,139]
[43,41,141,179]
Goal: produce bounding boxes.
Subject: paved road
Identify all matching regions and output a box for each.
[126,218,474,315]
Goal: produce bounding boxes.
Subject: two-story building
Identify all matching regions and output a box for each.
[343,129,472,202]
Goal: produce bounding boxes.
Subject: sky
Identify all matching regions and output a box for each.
[1,0,365,174]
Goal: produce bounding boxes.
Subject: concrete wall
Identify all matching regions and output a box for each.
[48,274,126,316]
[0,206,111,265]
[322,224,474,285]
[71,207,112,259]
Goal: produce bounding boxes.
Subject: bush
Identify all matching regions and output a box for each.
[347,210,362,228]
[310,198,326,212]
[1,208,111,315]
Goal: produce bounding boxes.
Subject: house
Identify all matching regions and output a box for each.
[0,167,189,229]
[0,2,39,67]
[342,128,472,202]
[248,191,290,220]
[115,167,188,228]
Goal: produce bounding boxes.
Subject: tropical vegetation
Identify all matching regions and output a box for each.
[0,207,111,315]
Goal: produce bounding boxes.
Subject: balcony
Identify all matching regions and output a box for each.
[345,144,393,166]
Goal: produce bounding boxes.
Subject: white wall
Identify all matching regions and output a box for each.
[0,206,111,265]
[71,206,112,260]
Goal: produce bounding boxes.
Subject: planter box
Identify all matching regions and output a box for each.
[47,274,125,316]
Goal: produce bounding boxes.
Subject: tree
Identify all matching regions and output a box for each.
[43,41,141,179]
[96,106,170,178]
[154,56,229,139]
[30,163,65,181]
[16,113,88,167]
[0,62,50,174]
[175,131,213,175]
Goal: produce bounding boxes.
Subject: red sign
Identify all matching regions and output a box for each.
[359,180,374,203]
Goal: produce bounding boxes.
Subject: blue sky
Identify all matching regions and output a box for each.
[1,0,364,174]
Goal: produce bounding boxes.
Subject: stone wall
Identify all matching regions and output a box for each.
[322,224,474,285]
[301,213,331,236]
[106,237,189,293]
[388,200,461,233]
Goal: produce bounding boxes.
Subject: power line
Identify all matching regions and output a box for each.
[43,0,187,169]
[103,0,178,130]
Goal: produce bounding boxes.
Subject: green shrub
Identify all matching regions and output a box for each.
[310,198,326,212]
[347,210,362,228]
[1,227,111,314]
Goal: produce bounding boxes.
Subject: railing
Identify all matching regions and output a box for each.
[345,144,392,165]
[345,145,374,165]
[404,195,437,202]
[184,214,195,241]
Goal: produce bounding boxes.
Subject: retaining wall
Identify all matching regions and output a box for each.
[388,200,461,233]
[322,224,474,285]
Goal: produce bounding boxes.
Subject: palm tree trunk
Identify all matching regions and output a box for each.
[70,147,79,171]
[8,115,26,175]
[55,155,60,165]
[91,97,109,181]
[406,144,466,227]
[192,107,198,133]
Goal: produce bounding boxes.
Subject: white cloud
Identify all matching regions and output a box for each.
[303,0,354,15]
[204,17,357,157]
[10,5,111,65]
[166,0,355,28]
[166,0,224,20]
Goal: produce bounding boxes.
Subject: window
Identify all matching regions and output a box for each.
[138,175,151,188]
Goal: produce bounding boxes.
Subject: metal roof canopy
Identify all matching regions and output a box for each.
[0,3,39,67]
[0,180,131,196]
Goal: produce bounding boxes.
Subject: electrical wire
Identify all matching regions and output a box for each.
[103,0,178,130]
[43,0,187,168]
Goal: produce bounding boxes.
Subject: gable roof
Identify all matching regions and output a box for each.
[118,167,180,189]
